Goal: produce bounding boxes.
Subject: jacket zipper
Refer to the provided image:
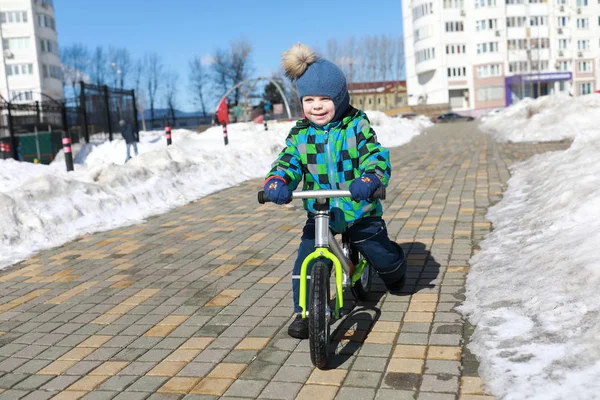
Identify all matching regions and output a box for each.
[324,129,340,209]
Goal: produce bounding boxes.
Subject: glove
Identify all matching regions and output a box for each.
[264,177,292,205]
[349,173,381,202]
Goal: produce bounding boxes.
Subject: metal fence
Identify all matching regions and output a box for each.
[0,82,139,163]
[0,98,69,163]
[76,82,138,143]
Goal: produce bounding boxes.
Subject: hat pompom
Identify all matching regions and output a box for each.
[281,43,317,79]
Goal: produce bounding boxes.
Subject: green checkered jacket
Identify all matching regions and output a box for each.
[266,107,392,225]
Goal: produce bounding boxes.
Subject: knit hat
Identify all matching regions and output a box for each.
[281,44,350,122]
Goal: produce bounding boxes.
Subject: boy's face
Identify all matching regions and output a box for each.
[302,96,335,126]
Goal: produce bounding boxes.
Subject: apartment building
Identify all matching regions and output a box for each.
[0,0,62,102]
[402,0,600,114]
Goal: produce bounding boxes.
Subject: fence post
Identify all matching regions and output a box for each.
[264,118,268,131]
[103,85,113,141]
[35,101,41,125]
[79,81,90,143]
[165,125,172,146]
[7,103,18,160]
[131,89,140,142]
[61,103,74,171]
[222,123,229,146]
[62,132,74,172]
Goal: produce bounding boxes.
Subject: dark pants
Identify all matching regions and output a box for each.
[291,217,406,313]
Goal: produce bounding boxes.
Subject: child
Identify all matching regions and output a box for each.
[263,44,407,339]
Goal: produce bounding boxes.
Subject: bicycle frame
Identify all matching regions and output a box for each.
[293,191,368,320]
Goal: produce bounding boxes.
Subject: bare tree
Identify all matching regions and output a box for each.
[61,43,90,98]
[377,35,395,82]
[131,58,146,130]
[211,49,231,100]
[109,47,132,89]
[327,38,339,65]
[90,45,107,86]
[189,56,209,116]
[229,37,253,105]
[164,71,179,125]
[144,52,163,122]
[395,38,405,81]
[344,36,357,85]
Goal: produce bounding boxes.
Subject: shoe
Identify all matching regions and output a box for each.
[288,314,309,339]
[385,275,406,293]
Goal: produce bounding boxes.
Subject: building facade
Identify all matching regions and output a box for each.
[402,0,600,115]
[348,81,407,111]
[0,0,62,102]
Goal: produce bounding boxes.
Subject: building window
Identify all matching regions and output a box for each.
[477,42,499,54]
[507,39,527,49]
[578,39,590,50]
[530,38,550,48]
[528,0,547,3]
[557,61,571,71]
[416,48,436,63]
[6,63,33,76]
[0,11,28,24]
[477,86,504,101]
[9,90,33,101]
[509,61,528,72]
[445,21,464,32]
[577,18,589,29]
[530,60,549,71]
[476,64,501,78]
[2,37,30,51]
[579,82,592,94]
[446,44,467,54]
[506,0,525,3]
[529,16,547,26]
[444,0,464,7]
[37,14,56,30]
[476,19,498,31]
[476,0,497,6]
[414,26,433,43]
[359,99,363,105]
[557,17,569,27]
[576,0,588,5]
[39,39,59,55]
[413,2,434,21]
[507,16,527,27]
[447,67,467,78]
[368,98,372,105]
[558,39,570,49]
[578,61,592,72]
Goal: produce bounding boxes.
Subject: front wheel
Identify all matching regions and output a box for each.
[309,260,330,369]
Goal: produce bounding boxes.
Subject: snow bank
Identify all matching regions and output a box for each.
[460,98,600,399]
[0,113,428,269]
[479,93,600,143]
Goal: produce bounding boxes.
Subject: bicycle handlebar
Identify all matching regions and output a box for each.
[257,187,386,204]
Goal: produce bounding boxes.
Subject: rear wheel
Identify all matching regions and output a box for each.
[350,246,372,301]
[309,260,330,369]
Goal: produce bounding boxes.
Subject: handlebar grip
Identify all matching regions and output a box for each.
[372,186,386,200]
[257,190,270,204]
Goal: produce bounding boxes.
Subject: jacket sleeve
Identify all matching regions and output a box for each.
[356,118,392,187]
[265,131,303,190]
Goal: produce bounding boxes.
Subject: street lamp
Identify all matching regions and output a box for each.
[111,62,119,88]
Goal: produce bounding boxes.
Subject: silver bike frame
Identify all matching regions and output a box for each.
[293,191,353,280]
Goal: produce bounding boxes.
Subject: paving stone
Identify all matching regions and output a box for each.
[334,387,375,400]
[223,379,268,398]
[258,381,302,400]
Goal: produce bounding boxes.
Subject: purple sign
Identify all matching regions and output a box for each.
[505,72,572,84]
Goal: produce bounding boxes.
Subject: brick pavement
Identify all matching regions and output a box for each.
[0,122,570,399]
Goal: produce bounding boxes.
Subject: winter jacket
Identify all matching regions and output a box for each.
[121,124,136,144]
[266,107,392,226]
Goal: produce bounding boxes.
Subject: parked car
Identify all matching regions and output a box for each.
[399,112,417,119]
[432,112,475,123]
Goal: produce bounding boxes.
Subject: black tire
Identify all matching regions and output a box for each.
[350,246,372,301]
[309,260,330,369]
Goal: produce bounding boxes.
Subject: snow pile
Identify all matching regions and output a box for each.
[460,106,600,398]
[479,93,600,143]
[0,113,428,269]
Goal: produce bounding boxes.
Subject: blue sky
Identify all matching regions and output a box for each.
[56,0,404,111]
